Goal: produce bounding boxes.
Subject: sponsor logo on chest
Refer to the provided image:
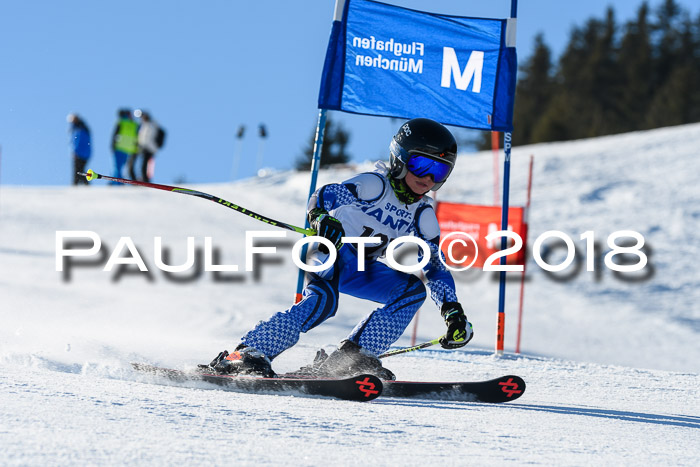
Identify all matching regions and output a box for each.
[360,202,413,231]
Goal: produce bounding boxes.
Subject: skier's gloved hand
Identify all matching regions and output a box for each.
[439,302,473,349]
[311,213,345,250]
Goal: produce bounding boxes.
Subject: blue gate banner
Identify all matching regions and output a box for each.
[318,0,517,131]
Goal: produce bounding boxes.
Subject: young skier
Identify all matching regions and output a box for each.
[208,118,474,379]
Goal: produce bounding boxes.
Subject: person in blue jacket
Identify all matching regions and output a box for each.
[207,118,474,379]
[67,114,91,186]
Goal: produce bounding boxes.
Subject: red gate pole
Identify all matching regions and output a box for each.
[515,155,534,354]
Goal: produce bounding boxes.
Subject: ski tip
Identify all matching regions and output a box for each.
[350,374,383,401]
[492,374,526,402]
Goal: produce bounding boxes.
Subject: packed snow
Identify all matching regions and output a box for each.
[1,123,699,465]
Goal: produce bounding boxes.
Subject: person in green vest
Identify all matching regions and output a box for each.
[110,108,139,184]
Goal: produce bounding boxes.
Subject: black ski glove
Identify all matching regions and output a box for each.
[310,213,345,250]
[439,302,474,349]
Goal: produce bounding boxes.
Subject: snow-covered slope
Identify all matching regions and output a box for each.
[1,124,699,464]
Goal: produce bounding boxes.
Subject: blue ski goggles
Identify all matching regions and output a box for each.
[406,154,453,183]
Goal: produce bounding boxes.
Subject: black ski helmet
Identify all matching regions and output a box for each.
[389,118,457,190]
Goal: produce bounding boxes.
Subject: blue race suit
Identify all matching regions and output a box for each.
[241,163,458,357]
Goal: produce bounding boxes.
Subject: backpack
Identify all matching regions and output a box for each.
[155,126,166,149]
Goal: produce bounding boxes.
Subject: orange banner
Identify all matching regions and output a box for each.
[435,201,526,269]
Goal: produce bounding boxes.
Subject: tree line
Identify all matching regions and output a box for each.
[481,0,700,149]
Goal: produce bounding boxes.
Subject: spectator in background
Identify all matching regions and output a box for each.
[67,113,91,185]
[129,109,160,182]
[111,108,139,184]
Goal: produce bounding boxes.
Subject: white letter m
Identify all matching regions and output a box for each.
[441,48,483,93]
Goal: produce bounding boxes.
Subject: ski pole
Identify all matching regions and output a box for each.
[79,170,316,236]
[378,337,442,359]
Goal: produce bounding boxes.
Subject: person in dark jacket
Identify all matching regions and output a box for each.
[67,113,91,185]
[129,109,161,182]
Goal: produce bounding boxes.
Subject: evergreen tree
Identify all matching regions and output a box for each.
[532,18,603,141]
[476,34,554,150]
[647,63,700,127]
[590,8,624,135]
[617,2,654,131]
[651,0,684,88]
[646,3,700,127]
[296,116,352,170]
[554,8,621,138]
[513,34,555,144]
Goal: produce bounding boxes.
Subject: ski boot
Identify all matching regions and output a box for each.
[205,345,276,378]
[285,348,331,378]
[315,340,395,380]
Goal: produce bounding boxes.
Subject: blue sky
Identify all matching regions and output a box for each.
[1,0,698,186]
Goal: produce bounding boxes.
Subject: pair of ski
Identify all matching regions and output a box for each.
[132,363,525,403]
